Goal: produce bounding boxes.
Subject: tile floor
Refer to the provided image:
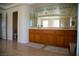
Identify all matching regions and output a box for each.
[0,39,70,56]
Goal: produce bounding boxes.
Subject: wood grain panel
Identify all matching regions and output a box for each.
[29,29,77,48]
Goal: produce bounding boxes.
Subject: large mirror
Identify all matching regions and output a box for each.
[29,3,77,29]
[37,16,68,28]
[29,16,77,29]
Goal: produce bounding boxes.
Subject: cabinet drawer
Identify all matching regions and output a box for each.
[56,30,65,36]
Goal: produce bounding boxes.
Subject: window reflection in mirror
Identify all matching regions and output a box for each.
[42,20,48,27]
[51,20,60,27]
[37,16,68,28]
[29,16,77,29]
[42,19,60,28]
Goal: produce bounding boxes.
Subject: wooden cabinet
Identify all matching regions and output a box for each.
[56,36,65,47]
[64,30,77,48]
[29,29,77,48]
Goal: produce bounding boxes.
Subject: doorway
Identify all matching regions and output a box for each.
[6,13,7,40]
[13,11,18,42]
[0,14,2,39]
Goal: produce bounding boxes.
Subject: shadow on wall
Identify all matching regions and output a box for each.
[0,14,2,39]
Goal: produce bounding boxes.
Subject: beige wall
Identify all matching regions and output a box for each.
[2,4,30,43]
[0,10,6,39]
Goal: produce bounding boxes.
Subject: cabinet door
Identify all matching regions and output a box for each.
[39,30,45,44]
[29,32,35,42]
[29,29,36,42]
[43,34,52,45]
[65,30,77,48]
[50,35,57,46]
[43,34,57,45]
[56,36,65,47]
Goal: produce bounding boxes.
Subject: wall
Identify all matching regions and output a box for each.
[2,4,30,43]
[0,10,6,39]
[76,4,79,56]
[17,5,30,43]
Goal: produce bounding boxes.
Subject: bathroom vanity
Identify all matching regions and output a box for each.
[29,28,77,48]
[29,4,77,48]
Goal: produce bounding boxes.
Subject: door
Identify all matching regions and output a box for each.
[0,14,2,39]
[6,13,7,40]
[13,11,18,41]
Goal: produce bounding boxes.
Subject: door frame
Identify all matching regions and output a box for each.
[12,11,18,41]
[6,13,7,40]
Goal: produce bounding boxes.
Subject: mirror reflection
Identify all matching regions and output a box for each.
[29,16,77,29]
[29,4,77,29]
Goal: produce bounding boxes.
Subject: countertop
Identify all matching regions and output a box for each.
[29,27,77,30]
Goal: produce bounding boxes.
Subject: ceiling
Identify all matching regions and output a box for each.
[0,3,32,9]
[0,3,76,10]
[0,3,21,9]
[0,3,13,6]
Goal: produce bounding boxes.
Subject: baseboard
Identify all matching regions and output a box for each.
[18,40,29,44]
